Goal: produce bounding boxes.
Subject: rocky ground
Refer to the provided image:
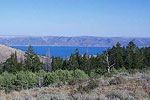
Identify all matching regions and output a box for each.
[0,72,150,100]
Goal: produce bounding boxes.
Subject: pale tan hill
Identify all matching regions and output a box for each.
[0,44,45,63]
[0,44,25,63]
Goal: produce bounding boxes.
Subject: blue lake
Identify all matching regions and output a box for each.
[11,46,108,58]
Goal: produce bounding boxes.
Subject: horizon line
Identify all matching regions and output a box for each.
[0,35,150,38]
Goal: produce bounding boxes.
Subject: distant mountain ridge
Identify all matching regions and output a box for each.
[0,36,150,47]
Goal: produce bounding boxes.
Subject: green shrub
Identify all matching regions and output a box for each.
[44,72,59,86]
[25,71,37,89]
[37,70,47,87]
[95,67,107,75]
[89,72,96,78]
[0,70,89,92]
[0,75,3,89]
[1,72,16,93]
[37,70,47,77]
[44,70,88,86]
[84,79,99,93]
[77,79,99,93]
[73,69,88,79]
[55,70,73,83]
[118,67,128,73]
[111,68,119,75]
[15,71,29,90]
[15,71,37,90]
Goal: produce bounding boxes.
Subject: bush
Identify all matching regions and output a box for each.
[37,92,72,100]
[109,76,126,85]
[77,79,99,93]
[44,72,59,86]
[25,71,38,89]
[37,70,47,78]
[0,70,89,92]
[106,90,136,100]
[118,67,128,73]
[37,70,47,87]
[44,70,88,86]
[111,68,119,75]
[55,70,73,83]
[0,75,3,89]
[1,72,16,93]
[83,79,99,93]
[95,67,106,75]
[73,69,88,79]
[15,71,37,90]
[15,71,29,90]
[142,81,150,95]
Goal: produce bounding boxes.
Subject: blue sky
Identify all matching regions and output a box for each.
[0,0,150,37]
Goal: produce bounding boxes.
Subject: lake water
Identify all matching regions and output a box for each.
[11,46,108,58]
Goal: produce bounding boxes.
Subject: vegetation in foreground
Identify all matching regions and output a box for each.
[0,71,150,100]
[0,41,150,99]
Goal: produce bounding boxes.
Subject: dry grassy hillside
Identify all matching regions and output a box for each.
[0,72,150,100]
[0,44,45,63]
[0,44,25,63]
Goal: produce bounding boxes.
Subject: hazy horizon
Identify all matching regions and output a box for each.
[0,35,150,38]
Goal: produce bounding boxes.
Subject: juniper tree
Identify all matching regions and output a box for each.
[113,42,125,69]
[24,45,43,72]
[68,53,79,70]
[4,51,22,73]
[51,56,64,71]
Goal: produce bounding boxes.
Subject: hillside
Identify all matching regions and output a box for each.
[0,36,150,47]
[0,44,45,63]
[0,72,150,100]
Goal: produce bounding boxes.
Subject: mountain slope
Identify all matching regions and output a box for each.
[0,36,150,47]
[0,44,25,63]
[0,44,45,63]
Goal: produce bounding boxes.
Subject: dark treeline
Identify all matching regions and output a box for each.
[51,41,150,74]
[0,41,150,75]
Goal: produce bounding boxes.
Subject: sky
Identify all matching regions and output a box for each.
[0,0,150,37]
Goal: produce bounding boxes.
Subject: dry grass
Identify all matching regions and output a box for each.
[0,72,150,100]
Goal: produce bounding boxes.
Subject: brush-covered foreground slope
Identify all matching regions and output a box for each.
[0,72,150,100]
[0,36,150,47]
[0,44,45,63]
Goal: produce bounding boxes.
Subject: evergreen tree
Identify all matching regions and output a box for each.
[4,51,22,73]
[125,41,135,69]
[94,54,106,75]
[75,48,82,69]
[81,53,90,74]
[51,56,63,71]
[143,47,150,67]
[125,41,143,69]
[62,56,70,70]
[24,45,43,72]
[68,53,79,70]
[114,42,125,69]
[133,47,144,69]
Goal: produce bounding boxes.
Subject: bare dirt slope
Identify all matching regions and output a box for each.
[0,44,45,63]
[0,44,25,63]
